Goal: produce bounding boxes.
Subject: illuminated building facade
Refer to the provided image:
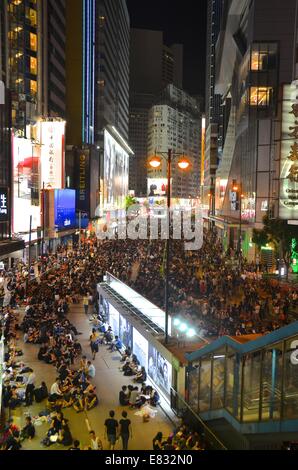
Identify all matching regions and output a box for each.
[213,0,298,261]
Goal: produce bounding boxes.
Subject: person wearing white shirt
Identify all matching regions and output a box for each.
[50,379,63,400]
[25,369,36,406]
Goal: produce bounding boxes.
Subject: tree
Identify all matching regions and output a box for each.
[125,195,137,210]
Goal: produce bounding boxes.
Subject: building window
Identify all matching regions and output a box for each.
[30,56,37,75]
[30,33,37,52]
[249,87,272,107]
[251,43,277,71]
[30,80,37,96]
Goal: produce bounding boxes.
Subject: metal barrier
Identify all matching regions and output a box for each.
[170,388,227,450]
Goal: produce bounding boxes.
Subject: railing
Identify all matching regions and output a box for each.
[170,388,227,450]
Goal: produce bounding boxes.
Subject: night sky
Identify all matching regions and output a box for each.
[126,0,207,100]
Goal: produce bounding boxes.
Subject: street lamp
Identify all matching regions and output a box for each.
[148,149,190,345]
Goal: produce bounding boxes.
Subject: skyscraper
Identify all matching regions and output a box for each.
[129,29,183,196]
[147,84,201,199]
[66,0,131,218]
[204,0,224,210]
[95,0,130,142]
[42,0,67,119]
[214,0,298,262]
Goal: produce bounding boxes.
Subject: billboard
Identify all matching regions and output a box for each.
[13,135,41,233]
[40,120,65,189]
[103,130,129,210]
[132,328,148,369]
[280,82,298,219]
[54,189,76,231]
[75,149,90,213]
[148,178,169,197]
[119,314,133,350]
[148,344,172,395]
[109,304,120,337]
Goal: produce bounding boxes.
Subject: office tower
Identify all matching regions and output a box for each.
[42,0,67,119]
[66,0,131,218]
[214,0,298,262]
[147,84,201,199]
[204,0,224,210]
[95,0,130,142]
[129,29,183,196]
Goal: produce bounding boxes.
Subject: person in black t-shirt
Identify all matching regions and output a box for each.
[119,386,129,406]
[69,439,81,450]
[104,410,118,450]
[119,411,132,450]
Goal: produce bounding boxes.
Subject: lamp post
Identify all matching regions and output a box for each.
[232,181,243,268]
[149,150,190,345]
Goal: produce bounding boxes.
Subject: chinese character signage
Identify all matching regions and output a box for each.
[40,121,65,189]
[0,188,9,222]
[280,82,298,219]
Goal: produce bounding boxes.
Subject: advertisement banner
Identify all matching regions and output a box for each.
[119,315,133,350]
[75,149,90,213]
[103,130,129,211]
[132,328,148,369]
[40,121,65,189]
[109,304,120,337]
[13,135,41,233]
[54,189,76,231]
[0,188,9,222]
[148,344,172,395]
[280,82,298,219]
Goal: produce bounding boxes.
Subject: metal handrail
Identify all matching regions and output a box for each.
[170,387,227,450]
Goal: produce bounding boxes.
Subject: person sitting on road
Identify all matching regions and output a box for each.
[20,416,35,441]
[133,366,147,383]
[119,386,129,406]
[84,388,98,411]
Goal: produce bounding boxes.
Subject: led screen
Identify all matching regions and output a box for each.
[103,130,129,211]
[13,135,41,233]
[132,328,148,369]
[148,344,172,395]
[54,189,76,231]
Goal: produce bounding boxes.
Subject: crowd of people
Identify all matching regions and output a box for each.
[0,227,298,451]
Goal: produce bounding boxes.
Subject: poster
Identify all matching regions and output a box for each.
[132,328,148,369]
[148,344,172,394]
[109,304,120,337]
[119,315,133,350]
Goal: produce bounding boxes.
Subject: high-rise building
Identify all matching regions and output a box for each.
[129,29,183,196]
[147,84,201,199]
[95,0,130,142]
[214,0,298,262]
[42,0,67,119]
[3,0,66,134]
[66,0,131,219]
[204,0,224,210]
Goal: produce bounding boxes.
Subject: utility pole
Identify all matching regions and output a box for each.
[165,149,172,345]
[26,215,32,294]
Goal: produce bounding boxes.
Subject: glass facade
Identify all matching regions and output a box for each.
[187,333,298,425]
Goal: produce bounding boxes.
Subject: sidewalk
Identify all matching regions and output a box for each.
[11,302,173,451]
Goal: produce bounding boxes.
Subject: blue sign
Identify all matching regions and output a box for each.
[54,189,76,231]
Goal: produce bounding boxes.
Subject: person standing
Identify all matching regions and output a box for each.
[25,369,36,406]
[104,410,118,450]
[83,294,89,315]
[119,411,132,451]
[90,329,100,361]
[89,430,103,450]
